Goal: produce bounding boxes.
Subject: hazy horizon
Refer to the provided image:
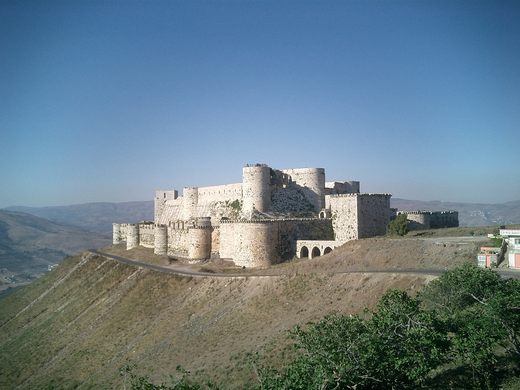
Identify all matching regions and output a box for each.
[2,0,519,208]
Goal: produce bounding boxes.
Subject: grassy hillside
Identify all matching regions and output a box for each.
[0,210,110,295]
[0,232,485,389]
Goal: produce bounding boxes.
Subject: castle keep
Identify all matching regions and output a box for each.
[113,164,391,267]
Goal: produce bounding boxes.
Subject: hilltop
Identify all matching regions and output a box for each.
[0,231,488,389]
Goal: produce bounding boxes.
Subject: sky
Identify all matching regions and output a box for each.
[1,0,519,207]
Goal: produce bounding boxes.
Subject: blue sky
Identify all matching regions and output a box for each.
[1,0,519,207]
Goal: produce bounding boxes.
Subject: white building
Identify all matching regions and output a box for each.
[500,229,520,269]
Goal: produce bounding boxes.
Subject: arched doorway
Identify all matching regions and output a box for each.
[324,247,332,255]
[311,247,321,259]
[300,246,309,258]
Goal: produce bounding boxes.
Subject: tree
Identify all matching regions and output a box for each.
[387,214,409,236]
[258,290,448,389]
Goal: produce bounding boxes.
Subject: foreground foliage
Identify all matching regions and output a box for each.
[387,214,409,236]
[129,264,520,389]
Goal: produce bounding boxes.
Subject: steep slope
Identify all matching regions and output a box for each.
[0,251,435,389]
[5,201,154,234]
[0,211,110,293]
[0,228,491,388]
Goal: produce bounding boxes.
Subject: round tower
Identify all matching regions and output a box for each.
[182,187,199,221]
[154,224,168,255]
[242,164,271,216]
[126,224,140,250]
[283,168,325,211]
[112,223,122,245]
[406,211,431,230]
[188,226,212,260]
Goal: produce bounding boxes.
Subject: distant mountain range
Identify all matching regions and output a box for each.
[391,198,520,227]
[6,201,154,234]
[0,210,110,294]
[5,198,520,233]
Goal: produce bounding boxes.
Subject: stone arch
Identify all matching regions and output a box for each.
[319,211,325,219]
[311,247,321,259]
[300,246,309,258]
[324,247,333,255]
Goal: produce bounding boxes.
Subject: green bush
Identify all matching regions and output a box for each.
[387,214,409,236]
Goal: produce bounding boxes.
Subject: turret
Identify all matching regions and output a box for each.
[154,224,168,255]
[282,168,325,211]
[242,164,271,216]
[126,224,139,250]
[112,223,122,245]
[182,187,199,221]
[188,218,212,260]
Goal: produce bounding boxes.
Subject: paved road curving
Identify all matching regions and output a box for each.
[88,250,467,279]
[89,250,520,280]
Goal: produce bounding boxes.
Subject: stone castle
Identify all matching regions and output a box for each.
[112,164,457,267]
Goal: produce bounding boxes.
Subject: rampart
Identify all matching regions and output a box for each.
[242,164,271,215]
[328,193,392,241]
[219,218,333,267]
[281,168,325,211]
[397,210,459,230]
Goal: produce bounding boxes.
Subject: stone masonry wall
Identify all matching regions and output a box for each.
[281,168,325,211]
[328,195,359,241]
[167,227,190,257]
[138,223,155,248]
[356,194,391,238]
[328,193,391,241]
[219,218,333,267]
[197,183,243,205]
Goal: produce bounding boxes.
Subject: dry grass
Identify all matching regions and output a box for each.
[0,227,498,388]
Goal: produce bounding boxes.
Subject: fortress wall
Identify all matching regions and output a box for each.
[271,186,315,214]
[197,183,243,204]
[282,168,325,211]
[328,195,359,241]
[156,203,182,225]
[325,181,360,195]
[137,223,155,248]
[430,211,459,228]
[402,211,431,230]
[154,225,168,255]
[219,218,332,267]
[219,221,277,267]
[167,228,190,257]
[211,226,220,256]
[182,187,199,221]
[356,194,391,238]
[112,223,122,244]
[126,224,139,250]
[329,193,391,241]
[154,190,178,222]
[188,227,212,260]
[242,165,271,214]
